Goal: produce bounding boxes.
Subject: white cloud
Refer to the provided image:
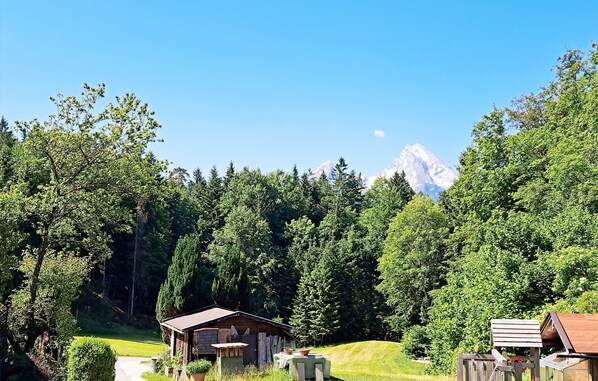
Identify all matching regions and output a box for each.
[374,129,385,138]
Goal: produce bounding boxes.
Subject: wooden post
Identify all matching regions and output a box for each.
[469,360,475,381]
[513,362,522,381]
[315,363,324,381]
[296,362,306,381]
[170,330,176,357]
[531,348,540,381]
[505,370,512,381]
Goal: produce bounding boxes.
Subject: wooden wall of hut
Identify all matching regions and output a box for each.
[189,323,284,368]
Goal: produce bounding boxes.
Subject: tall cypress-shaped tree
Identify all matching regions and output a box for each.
[156,234,213,323]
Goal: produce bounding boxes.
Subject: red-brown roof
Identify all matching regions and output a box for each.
[541,312,598,354]
[558,314,598,354]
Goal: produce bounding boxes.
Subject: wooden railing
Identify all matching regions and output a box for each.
[456,351,540,381]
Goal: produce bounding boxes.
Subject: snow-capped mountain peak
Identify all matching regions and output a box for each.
[370,144,458,199]
[310,144,457,199]
[308,160,333,180]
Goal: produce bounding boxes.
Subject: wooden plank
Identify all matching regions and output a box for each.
[218,329,231,343]
[492,349,506,364]
[462,354,496,361]
[492,328,540,333]
[457,354,464,381]
[497,365,514,372]
[465,360,472,381]
[492,337,542,342]
[315,363,324,381]
[491,323,539,329]
[493,342,543,347]
[531,348,540,381]
[492,332,541,337]
[486,362,494,381]
[491,319,540,325]
[476,361,483,381]
[258,332,267,367]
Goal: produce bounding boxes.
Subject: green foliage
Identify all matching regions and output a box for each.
[67,337,116,381]
[378,195,449,332]
[426,44,598,373]
[186,359,212,374]
[402,325,430,359]
[210,205,279,315]
[1,84,165,360]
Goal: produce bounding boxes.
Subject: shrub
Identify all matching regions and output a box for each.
[186,359,212,374]
[66,337,116,381]
[403,325,430,359]
[156,349,171,372]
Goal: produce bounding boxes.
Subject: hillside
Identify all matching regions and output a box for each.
[316,341,450,381]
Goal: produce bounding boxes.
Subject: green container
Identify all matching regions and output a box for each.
[150,356,158,373]
[217,356,244,378]
[275,353,331,380]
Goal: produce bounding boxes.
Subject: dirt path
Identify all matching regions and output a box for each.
[115,357,151,381]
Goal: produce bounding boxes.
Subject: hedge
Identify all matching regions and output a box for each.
[67,337,116,381]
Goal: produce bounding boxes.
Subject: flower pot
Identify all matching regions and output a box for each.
[190,373,206,381]
[173,368,182,380]
[298,349,310,356]
[284,347,293,355]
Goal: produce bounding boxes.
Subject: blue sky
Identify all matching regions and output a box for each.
[1,1,597,178]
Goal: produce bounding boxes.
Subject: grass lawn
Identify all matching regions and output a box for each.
[315,341,450,381]
[137,340,449,381]
[76,323,167,357]
[142,366,292,381]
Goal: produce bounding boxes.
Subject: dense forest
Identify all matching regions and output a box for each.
[0,44,597,379]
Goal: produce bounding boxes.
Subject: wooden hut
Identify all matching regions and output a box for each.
[160,305,292,373]
[540,312,598,381]
[457,319,542,381]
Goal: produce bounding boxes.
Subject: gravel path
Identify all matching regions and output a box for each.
[115,357,152,381]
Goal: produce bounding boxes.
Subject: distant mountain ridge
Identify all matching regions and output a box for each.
[310,144,458,199]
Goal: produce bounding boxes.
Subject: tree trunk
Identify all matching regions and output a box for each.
[24,230,49,352]
[129,210,140,323]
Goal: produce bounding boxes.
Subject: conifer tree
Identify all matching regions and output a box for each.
[156,234,214,323]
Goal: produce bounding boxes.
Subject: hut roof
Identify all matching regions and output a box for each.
[541,312,598,354]
[490,319,542,348]
[160,305,292,333]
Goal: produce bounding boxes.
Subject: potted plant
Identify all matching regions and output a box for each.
[164,356,173,377]
[172,352,183,380]
[186,359,212,381]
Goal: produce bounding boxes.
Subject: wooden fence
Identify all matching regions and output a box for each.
[457,351,540,381]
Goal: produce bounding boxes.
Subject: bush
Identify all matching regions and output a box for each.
[186,359,212,374]
[156,349,170,372]
[66,337,116,381]
[403,325,430,359]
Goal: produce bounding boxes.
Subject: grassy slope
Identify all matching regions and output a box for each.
[316,341,450,381]
[76,323,167,357]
